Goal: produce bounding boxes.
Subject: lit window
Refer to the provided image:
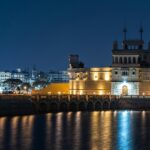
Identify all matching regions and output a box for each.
[93,73,98,81]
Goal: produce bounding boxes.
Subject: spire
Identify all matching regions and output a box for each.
[139,26,143,40]
[123,27,127,40]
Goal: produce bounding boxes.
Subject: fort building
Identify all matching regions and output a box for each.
[68,28,150,96]
[68,67,111,95]
[33,28,150,96]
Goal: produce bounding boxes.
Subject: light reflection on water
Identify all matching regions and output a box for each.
[0,111,150,150]
[117,111,133,150]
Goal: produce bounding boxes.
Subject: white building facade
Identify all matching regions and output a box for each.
[111,28,150,95]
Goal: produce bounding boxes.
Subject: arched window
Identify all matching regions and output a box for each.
[122,85,128,95]
[120,57,122,63]
[124,57,127,64]
[138,56,140,63]
[115,57,118,63]
[112,56,115,63]
[128,57,131,64]
[133,57,136,64]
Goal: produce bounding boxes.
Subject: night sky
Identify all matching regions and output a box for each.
[0,0,150,71]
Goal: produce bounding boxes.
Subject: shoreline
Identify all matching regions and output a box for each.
[0,109,149,117]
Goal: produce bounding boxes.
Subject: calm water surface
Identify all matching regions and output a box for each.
[0,111,150,150]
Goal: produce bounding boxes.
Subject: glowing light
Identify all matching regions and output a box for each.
[48,91,51,95]
[58,91,61,95]
[122,111,128,116]
[83,77,87,81]
[93,92,96,95]
[80,90,83,95]
[105,73,110,81]
[99,90,103,95]
[123,80,127,85]
[93,73,99,81]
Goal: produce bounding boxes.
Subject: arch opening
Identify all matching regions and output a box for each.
[122,85,128,96]
[95,102,102,111]
[87,102,94,111]
[78,102,86,111]
[60,103,68,112]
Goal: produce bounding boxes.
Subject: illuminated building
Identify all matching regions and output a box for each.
[68,55,111,95]
[32,83,69,95]
[0,71,11,83]
[68,67,111,95]
[68,28,150,96]
[112,27,150,95]
[11,68,29,83]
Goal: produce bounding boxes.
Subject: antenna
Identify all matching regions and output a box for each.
[139,26,143,40]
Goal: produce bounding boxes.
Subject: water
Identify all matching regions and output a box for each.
[0,111,150,150]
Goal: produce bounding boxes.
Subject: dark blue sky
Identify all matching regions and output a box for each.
[0,0,150,71]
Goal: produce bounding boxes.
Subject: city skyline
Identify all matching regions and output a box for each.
[0,0,150,70]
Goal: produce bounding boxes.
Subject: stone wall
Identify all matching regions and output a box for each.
[1,95,150,116]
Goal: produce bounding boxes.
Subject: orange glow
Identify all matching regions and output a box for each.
[32,83,69,95]
[80,90,83,95]
[99,90,103,95]
[104,73,110,81]
[93,73,99,81]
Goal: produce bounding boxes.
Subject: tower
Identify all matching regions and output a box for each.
[123,27,127,41]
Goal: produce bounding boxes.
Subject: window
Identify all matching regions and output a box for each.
[124,57,127,64]
[115,57,118,63]
[133,57,136,64]
[128,57,131,64]
[115,71,118,75]
[132,72,135,75]
[122,71,128,76]
[120,57,122,63]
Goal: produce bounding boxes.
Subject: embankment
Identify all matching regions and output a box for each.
[0,95,150,116]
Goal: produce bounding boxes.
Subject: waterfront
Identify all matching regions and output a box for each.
[0,111,150,150]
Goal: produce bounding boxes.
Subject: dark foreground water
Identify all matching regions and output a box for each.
[0,111,150,150]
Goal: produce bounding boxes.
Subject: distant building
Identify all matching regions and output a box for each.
[11,68,29,83]
[37,71,48,82]
[48,70,69,83]
[0,71,11,83]
[31,67,38,80]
